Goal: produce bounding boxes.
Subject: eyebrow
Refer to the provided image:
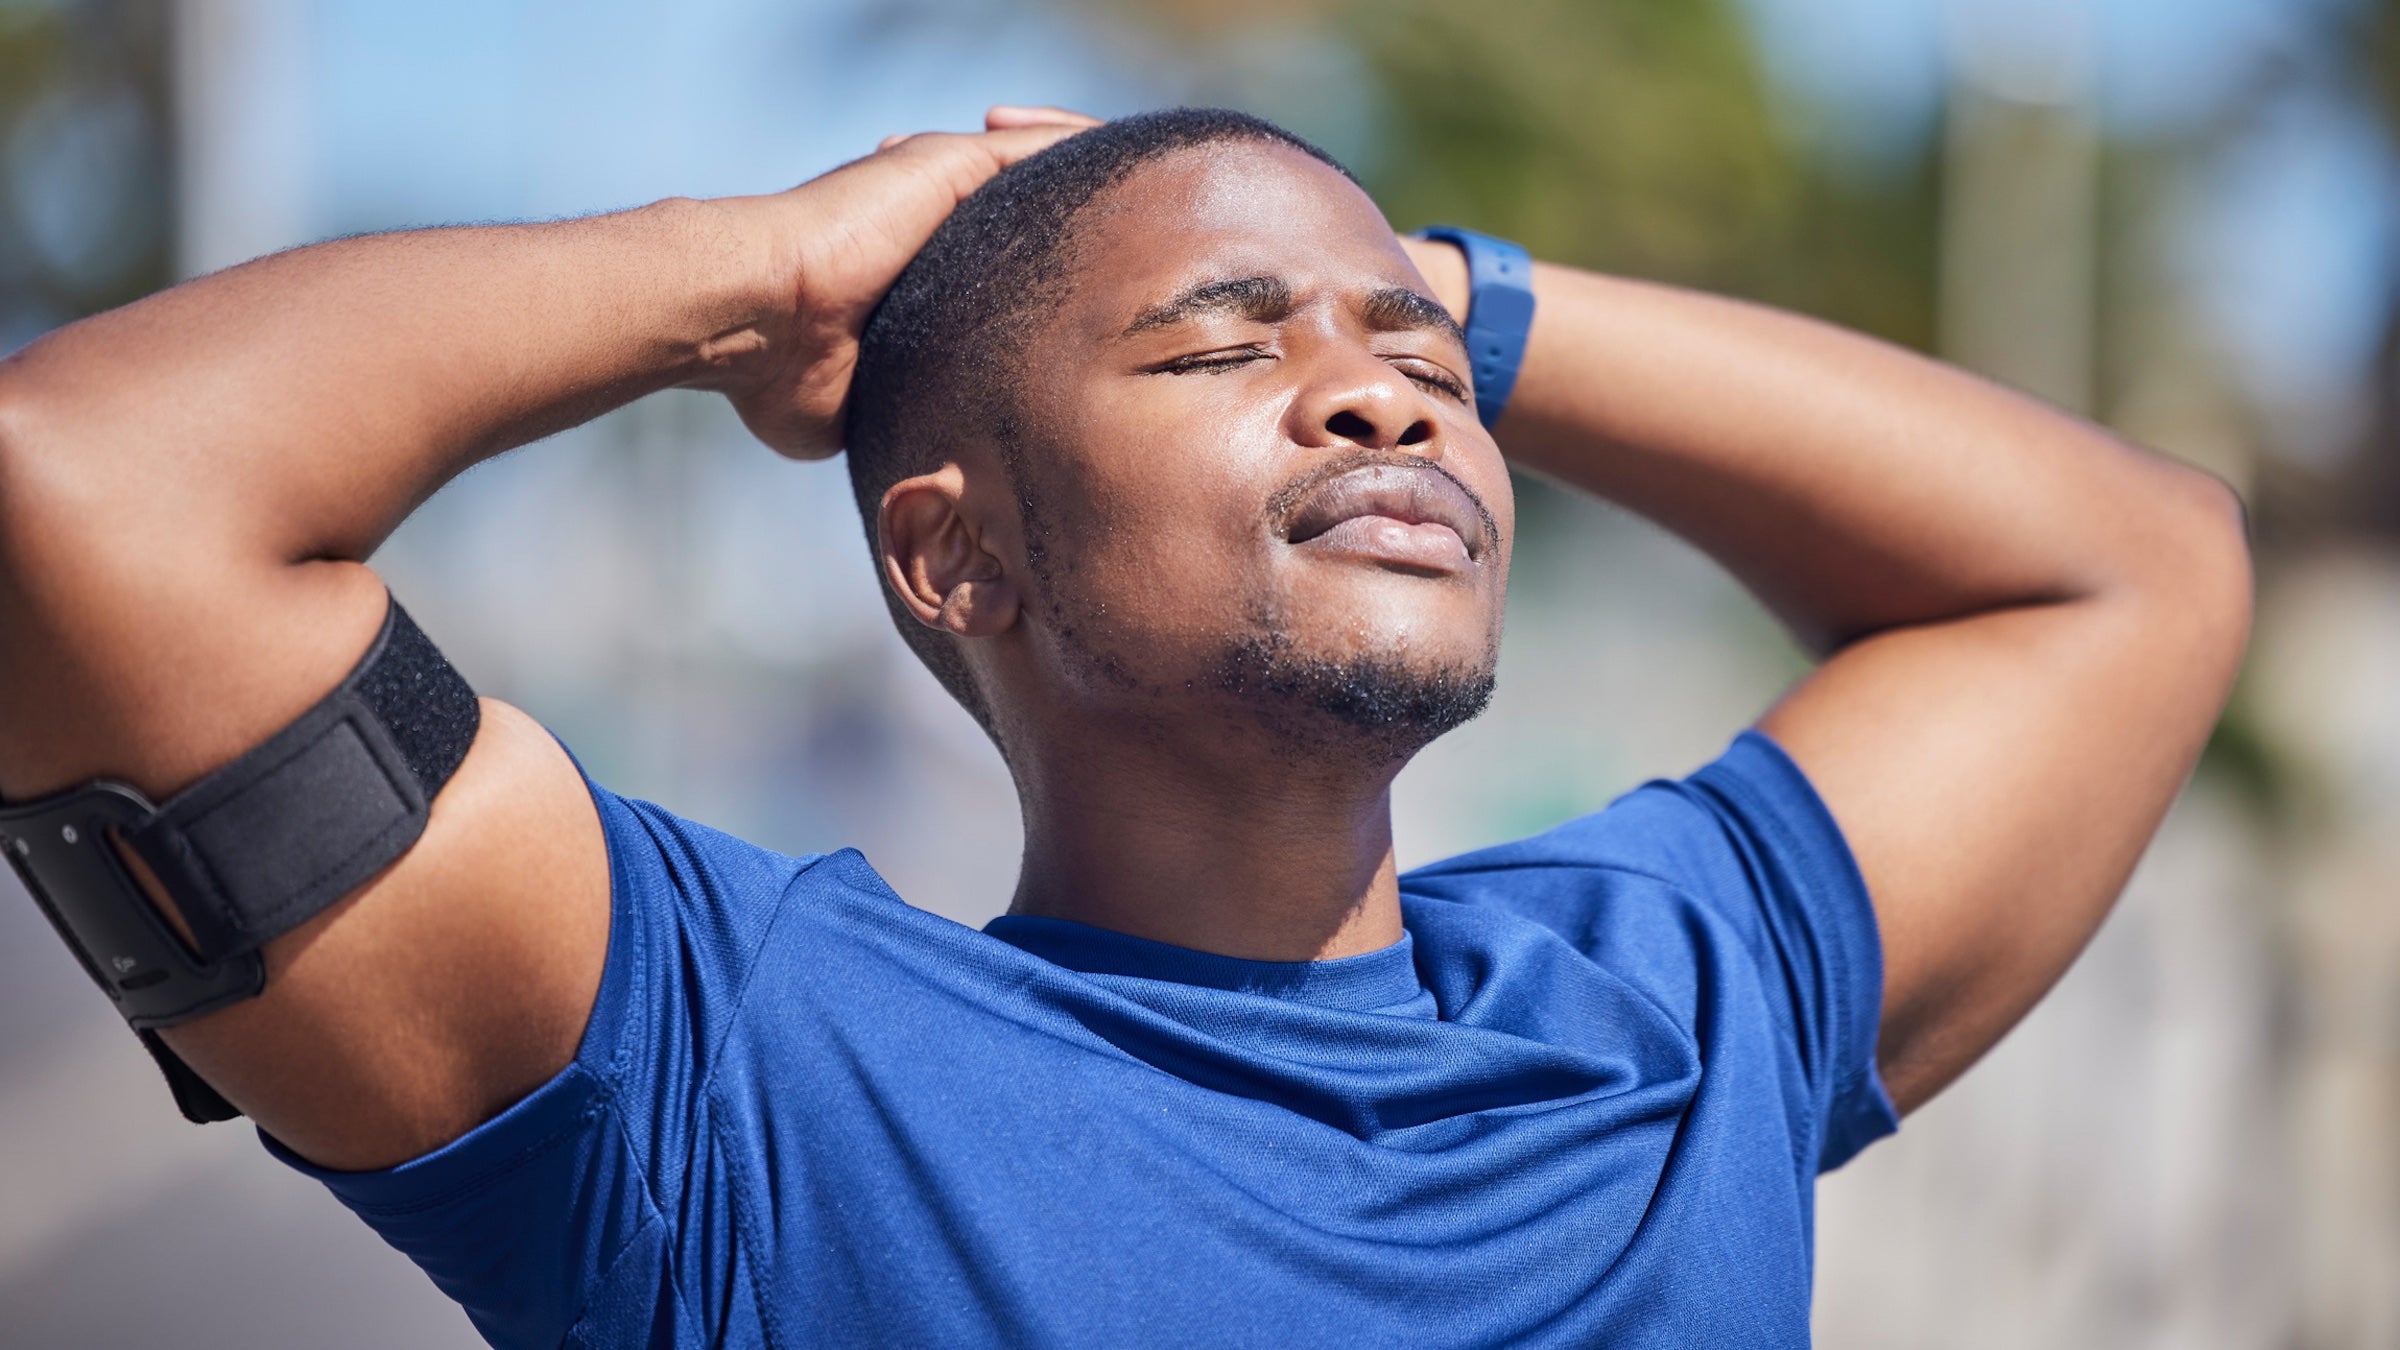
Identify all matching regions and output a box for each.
[1117,274,1467,348]
[1122,275,1294,336]
[1361,286,1466,347]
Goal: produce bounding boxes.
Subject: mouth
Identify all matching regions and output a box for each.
[1281,461,1492,573]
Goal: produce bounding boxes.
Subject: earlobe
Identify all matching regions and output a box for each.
[935,571,1014,637]
[879,466,1021,639]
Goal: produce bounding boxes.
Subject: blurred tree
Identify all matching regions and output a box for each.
[1078,0,1943,353]
[0,0,174,349]
[1069,0,1948,557]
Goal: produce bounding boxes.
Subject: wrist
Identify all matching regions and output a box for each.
[656,194,804,394]
[1409,227,1536,430]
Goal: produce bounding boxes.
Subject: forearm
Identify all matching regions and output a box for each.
[1448,258,2249,1107]
[1407,244,2231,650]
[0,195,786,799]
[1510,265,2233,646]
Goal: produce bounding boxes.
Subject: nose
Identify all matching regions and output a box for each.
[1284,348,1442,456]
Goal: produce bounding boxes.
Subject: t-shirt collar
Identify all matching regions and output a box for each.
[984,914,1425,1013]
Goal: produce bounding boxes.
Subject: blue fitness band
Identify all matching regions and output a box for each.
[1413,225,1535,429]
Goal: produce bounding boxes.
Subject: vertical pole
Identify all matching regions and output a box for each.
[171,0,311,279]
[1937,0,2098,415]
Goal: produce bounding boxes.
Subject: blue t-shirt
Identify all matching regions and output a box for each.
[272,730,1897,1348]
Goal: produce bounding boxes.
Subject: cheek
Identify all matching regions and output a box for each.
[1027,386,1291,639]
[1020,377,1513,669]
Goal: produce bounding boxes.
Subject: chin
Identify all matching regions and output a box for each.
[1201,627,1498,761]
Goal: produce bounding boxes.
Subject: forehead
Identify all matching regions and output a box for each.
[1057,142,1423,331]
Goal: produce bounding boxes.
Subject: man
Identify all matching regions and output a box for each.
[0,105,2247,1346]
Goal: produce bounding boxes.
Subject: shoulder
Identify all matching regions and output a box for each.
[585,790,1028,1069]
[590,789,962,973]
[581,787,873,1055]
[1405,731,1844,918]
[1401,731,1880,1060]
[592,786,828,927]
[1406,731,1897,1170]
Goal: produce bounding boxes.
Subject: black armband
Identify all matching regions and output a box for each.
[0,596,479,1123]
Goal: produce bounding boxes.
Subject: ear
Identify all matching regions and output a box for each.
[878,464,1022,639]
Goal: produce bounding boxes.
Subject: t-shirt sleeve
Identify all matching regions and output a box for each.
[262,778,811,1349]
[1405,729,1898,1172]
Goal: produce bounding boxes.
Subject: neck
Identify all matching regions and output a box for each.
[1005,726,1407,963]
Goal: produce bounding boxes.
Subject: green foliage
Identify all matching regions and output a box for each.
[0,0,175,329]
[1092,0,1943,350]
[1348,0,1792,282]
[0,8,71,113]
[1344,0,1942,349]
[2197,686,2303,832]
[2362,0,2400,139]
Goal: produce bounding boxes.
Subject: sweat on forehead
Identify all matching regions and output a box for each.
[844,108,1354,730]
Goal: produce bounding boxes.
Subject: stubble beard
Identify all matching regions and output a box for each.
[1031,549,1501,769]
[1199,623,1498,765]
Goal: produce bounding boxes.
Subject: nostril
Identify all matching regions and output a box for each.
[1397,418,1433,446]
[1326,409,1376,442]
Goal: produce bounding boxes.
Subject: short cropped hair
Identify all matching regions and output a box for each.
[845,108,1352,735]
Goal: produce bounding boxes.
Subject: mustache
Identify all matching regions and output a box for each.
[1263,450,1501,552]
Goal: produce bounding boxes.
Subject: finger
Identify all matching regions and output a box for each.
[865,122,1090,205]
[971,121,1089,167]
[888,122,1087,180]
[985,104,1104,132]
[878,132,918,152]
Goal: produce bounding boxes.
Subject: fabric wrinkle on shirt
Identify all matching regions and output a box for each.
[269,730,1898,1349]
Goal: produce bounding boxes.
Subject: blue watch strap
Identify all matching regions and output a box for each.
[1413,225,1535,429]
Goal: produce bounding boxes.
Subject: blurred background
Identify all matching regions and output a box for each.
[0,0,2393,1344]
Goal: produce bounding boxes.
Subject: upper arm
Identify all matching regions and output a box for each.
[1758,470,2251,1113]
[0,396,614,1168]
[2,401,612,1170]
[154,694,612,1171]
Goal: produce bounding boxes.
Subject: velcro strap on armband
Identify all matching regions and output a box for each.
[125,600,480,962]
[0,596,478,1124]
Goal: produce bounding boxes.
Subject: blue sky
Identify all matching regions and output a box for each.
[307,0,1146,231]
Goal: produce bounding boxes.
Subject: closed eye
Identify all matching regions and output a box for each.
[1152,346,1271,374]
[1392,359,1469,402]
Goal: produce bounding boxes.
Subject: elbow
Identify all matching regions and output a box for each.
[0,360,94,580]
[2131,463,2255,688]
[2176,467,2254,639]
[0,339,94,505]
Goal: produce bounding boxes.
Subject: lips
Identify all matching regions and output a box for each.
[1282,462,1491,570]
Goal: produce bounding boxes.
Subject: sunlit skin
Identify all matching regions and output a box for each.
[880,143,1512,960]
[0,106,2248,1174]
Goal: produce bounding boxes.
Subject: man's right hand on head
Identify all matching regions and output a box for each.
[0,104,1074,1166]
[0,98,1107,1168]
[719,106,1098,462]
